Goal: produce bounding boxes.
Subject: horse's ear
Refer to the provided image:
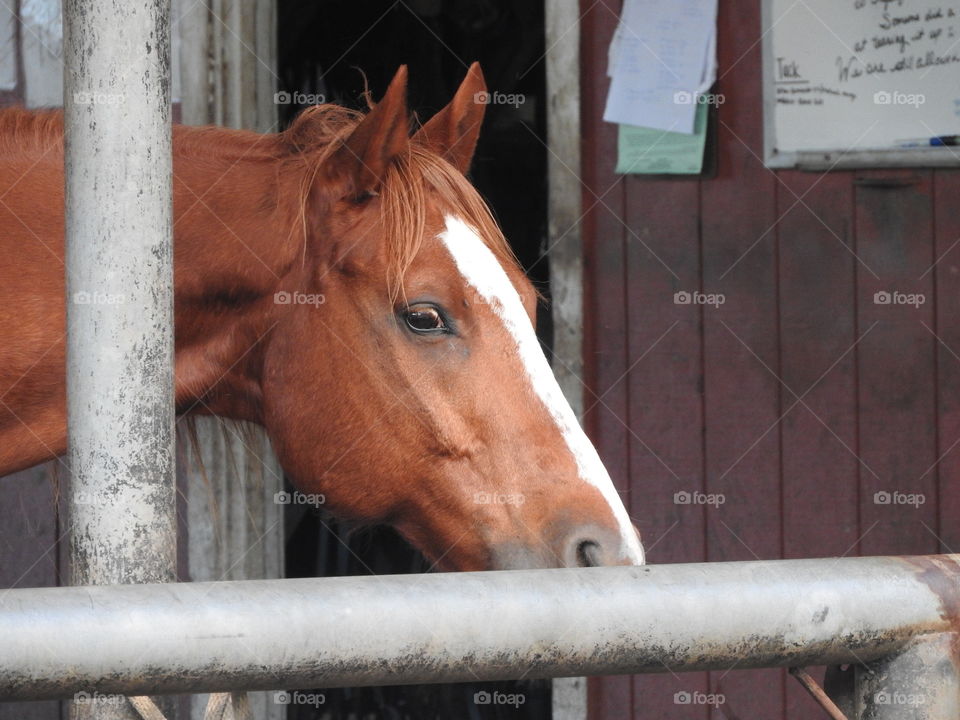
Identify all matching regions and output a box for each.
[333,65,410,199]
[413,62,486,174]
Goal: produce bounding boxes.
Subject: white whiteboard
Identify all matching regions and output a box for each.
[762,0,960,168]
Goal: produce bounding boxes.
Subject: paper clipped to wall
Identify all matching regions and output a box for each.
[604,0,718,134]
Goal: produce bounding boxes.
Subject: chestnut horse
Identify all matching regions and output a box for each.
[0,64,644,571]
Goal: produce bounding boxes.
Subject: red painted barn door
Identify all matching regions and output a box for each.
[580,2,954,720]
[935,169,960,558]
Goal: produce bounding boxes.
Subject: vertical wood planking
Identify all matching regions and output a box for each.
[580,0,630,718]
[699,1,784,718]
[855,172,938,557]
[934,169,960,556]
[624,172,708,720]
[183,419,286,720]
[178,0,212,126]
[0,0,16,92]
[777,171,859,557]
[775,170,859,719]
[20,6,62,109]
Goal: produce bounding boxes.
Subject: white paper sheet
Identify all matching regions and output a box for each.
[604,0,718,134]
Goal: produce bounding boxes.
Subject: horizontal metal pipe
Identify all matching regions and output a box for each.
[1,555,957,701]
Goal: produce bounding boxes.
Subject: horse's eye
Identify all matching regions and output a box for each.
[403,305,447,334]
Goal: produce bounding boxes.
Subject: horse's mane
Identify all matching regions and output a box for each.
[0,104,520,302]
[0,107,64,154]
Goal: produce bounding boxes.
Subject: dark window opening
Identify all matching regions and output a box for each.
[277,1,551,718]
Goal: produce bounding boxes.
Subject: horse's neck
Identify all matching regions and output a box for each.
[0,114,302,474]
[170,127,300,424]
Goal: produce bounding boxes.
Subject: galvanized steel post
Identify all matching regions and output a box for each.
[856,633,960,719]
[63,0,175,717]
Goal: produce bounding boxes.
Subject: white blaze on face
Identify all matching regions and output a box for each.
[438,215,645,565]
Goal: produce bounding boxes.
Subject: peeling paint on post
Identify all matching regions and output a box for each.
[63,0,175,718]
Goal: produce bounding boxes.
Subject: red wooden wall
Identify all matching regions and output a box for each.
[581,1,960,719]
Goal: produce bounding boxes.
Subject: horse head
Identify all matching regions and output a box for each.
[260,64,644,571]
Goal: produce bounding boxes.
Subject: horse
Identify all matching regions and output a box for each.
[0,63,644,571]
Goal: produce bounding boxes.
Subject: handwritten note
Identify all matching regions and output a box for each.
[770,0,960,153]
[604,0,718,134]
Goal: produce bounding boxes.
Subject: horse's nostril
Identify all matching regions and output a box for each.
[576,540,603,568]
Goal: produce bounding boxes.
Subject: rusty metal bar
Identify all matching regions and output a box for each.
[789,667,849,720]
[0,555,957,711]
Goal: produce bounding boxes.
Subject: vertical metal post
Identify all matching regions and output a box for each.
[856,633,960,719]
[63,0,175,718]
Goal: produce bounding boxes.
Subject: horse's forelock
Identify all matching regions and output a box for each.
[286,105,519,303]
[379,147,521,305]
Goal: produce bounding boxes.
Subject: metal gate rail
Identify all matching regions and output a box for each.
[1,555,957,718]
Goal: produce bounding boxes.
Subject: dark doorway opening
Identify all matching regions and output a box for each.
[276,1,551,718]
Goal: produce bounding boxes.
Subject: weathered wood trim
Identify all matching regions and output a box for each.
[183,419,285,720]
[177,4,281,717]
[546,0,584,420]
[546,1,586,719]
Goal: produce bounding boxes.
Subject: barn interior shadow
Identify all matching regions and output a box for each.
[278,1,552,718]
